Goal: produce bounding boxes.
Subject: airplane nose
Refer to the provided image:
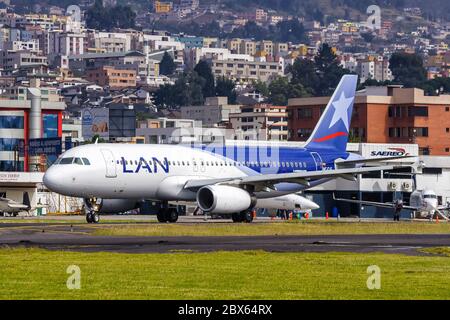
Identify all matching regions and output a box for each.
[43,167,61,192]
[305,198,320,210]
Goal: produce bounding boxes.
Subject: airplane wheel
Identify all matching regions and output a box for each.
[243,210,253,223]
[92,213,100,224]
[157,210,168,223]
[86,213,93,224]
[232,212,241,223]
[167,209,179,223]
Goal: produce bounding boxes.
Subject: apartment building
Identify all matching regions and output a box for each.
[181,97,241,127]
[0,50,47,74]
[1,85,62,102]
[48,30,85,58]
[230,104,288,141]
[90,32,132,53]
[86,66,137,89]
[288,86,450,155]
[211,59,284,83]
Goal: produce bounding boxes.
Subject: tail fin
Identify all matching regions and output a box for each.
[304,74,358,152]
[23,192,31,210]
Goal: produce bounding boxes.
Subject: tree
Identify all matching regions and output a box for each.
[421,77,450,96]
[289,59,319,93]
[253,80,269,99]
[85,0,105,30]
[85,0,136,31]
[267,77,310,105]
[194,60,215,98]
[154,71,206,108]
[159,52,176,76]
[215,77,237,104]
[288,43,353,96]
[272,19,306,43]
[314,43,353,95]
[389,53,427,88]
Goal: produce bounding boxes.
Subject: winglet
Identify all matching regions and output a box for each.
[304,74,358,152]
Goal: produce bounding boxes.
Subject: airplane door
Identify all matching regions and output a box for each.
[192,158,198,172]
[199,159,206,173]
[310,152,323,171]
[100,149,117,178]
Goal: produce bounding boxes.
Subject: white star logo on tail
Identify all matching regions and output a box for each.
[328,92,354,131]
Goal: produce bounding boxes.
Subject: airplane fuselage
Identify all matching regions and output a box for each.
[44,143,352,201]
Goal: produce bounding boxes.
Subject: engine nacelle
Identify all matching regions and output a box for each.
[197,186,253,214]
[84,198,140,214]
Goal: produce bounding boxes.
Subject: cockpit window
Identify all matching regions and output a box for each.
[59,157,74,165]
[424,194,437,199]
[73,158,83,165]
[82,158,91,165]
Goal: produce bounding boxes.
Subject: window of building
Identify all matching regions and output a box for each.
[297,108,312,119]
[388,127,401,138]
[0,138,23,152]
[0,116,24,129]
[423,167,442,175]
[0,160,24,172]
[411,127,428,137]
[297,128,312,139]
[408,106,428,117]
[383,167,413,179]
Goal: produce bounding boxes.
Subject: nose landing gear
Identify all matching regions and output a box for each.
[84,197,102,224]
[86,211,100,224]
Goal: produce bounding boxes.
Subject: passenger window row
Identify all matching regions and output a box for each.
[118,159,308,168]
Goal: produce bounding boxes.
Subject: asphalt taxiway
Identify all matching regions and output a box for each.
[0,221,449,255]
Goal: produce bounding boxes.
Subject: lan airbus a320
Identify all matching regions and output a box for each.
[43,75,410,223]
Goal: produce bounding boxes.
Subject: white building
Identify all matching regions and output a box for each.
[48,30,86,62]
[181,97,241,127]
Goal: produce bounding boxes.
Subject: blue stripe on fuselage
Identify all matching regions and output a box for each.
[191,145,350,174]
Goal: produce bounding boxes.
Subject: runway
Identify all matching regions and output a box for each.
[1,222,449,255]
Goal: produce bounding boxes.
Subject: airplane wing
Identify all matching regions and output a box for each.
[335,156,416,168]
[333,195,417,211]
[184,165,401,190]
[1,198,29,210]
[7,203,30,210]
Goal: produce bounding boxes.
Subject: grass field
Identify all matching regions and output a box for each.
[1,248,450,299]
[0,218,156,225]
[93,221,450,237]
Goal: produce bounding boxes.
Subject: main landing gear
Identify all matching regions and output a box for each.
[86,211,100,224]
[232,209,254,223]
[157,203,179,223]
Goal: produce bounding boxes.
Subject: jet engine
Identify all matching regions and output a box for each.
[196,186,255,214]
[84,198,140,214]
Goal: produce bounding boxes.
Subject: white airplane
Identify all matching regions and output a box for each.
[0,192,31,217]
[43,75,410,223]
[334,189,449,221]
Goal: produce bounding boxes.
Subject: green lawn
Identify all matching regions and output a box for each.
[1,248,450,299]
[93,221,450,237]
[0,218,155,225]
